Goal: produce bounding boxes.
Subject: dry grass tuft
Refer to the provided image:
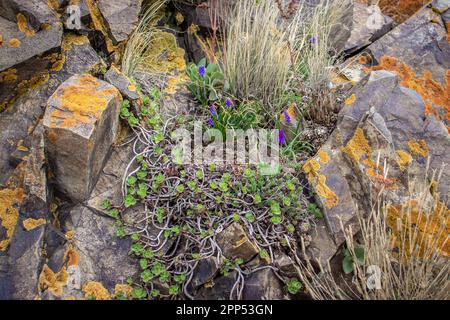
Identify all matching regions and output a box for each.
[221,0,351,121]
[294,167,450,300]
[122,0,167,77]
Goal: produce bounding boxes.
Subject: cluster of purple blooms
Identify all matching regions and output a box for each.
[208,98,233,127]
[198,64,289,145]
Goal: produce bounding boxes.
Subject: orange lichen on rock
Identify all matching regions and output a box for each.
[407,139,429,157]
[114,284,133,299]
[128,84,137,92]
[83,281,111,300]
[38,264,69,297]
[17,13,36,37]
[386,200,450,257]
[318,149,330,164]
[9,38,21,48]
[23,218,46,231]
[61,34,89,52]
[48,75,119,129]
[370,56,450,128]
[396,150,413,169]
[344,94,356,106]
[342,128,372,164]
[63,244,80,267]
[0,68,18,83]
[376,0,428,23]
[0,188,24,251]
[47,0,60,11]
[303,158,339,209]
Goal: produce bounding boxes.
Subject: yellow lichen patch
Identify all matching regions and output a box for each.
[17,13,36,37]
[141,31,186,74]
[41,23,52,31]
[188,24,200,35]
[114,284,132,299]
[316,174,339,209]
[0,188,24,251]
[128,84,137,92]
[83,281,111,300]
[48,75,120,129]
[396,150,413,169]
[342,128,372,164]
[370,56,450,130]
[0,34,3,47]
[164,74,189,95]
[63,244,80,267]
[175,12,184,25]
[65,230,74,240]
[61,34,89,52]
[38,264,69,297]
[386,200,450,257]
[9,38,21,48]
[0,68,18,83]
[318,149,330,164]
[303,158,339,209]
[407,139,429,158]
[47,0,60,11]
[51,55,66,72]
[23,218,46,231]
[344,94,356,106]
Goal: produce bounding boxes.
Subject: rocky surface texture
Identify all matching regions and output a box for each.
[0,0,448,300]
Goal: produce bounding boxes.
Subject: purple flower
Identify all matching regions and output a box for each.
[209,105,215,116]
[225,98,233,108]
[309,37,316,44]
[279,129,285,145]
[208,117,214,126]
[198,64,206,77]
[283,111,291,124]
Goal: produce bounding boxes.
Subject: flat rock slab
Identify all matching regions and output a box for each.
[43,74,122,202]
[0,16,63,72]
[216,223,258,263]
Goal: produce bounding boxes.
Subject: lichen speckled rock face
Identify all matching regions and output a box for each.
[305,70,450,263]
[43,74,122,202]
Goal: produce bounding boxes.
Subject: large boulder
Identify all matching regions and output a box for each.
[305,70,450,262]
[0,35,102,186]
[0,0,59,29]
[43,74,122,202]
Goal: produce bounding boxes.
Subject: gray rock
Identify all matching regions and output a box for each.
[196,271,237,300]
[0,0,59,29]
[366,6,450,84]
[216,223,258,263]
[0,36,101,186]
[243,268,287,300]
[86,141,135,214]
[432,0,450,13]
[44,205,138,298]
[0,124,48,300]
[189,256,220,289]
[0,16,63,72]
[97,0,140,44]
[43,74,122,202]
[304,70,450,260]
[105,65,140,102]
[344,3,393,54]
